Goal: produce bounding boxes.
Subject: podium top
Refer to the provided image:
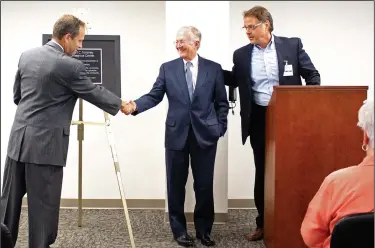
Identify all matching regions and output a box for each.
[273,86,368,91]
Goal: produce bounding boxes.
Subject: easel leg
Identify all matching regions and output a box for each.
[78,99,84,227]
[104,112,136,248]
[115,165,136,248]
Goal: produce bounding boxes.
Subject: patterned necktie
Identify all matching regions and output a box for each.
[185,62,194,101]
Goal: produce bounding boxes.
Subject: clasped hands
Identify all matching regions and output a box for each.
[121,100,136,115]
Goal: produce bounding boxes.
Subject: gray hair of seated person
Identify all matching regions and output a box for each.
[357,99,374,148]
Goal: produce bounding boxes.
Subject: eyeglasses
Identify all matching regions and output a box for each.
[173,40,194,46]
[242,22,263,31]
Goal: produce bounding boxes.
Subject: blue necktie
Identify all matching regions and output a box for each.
[185,62,194,101]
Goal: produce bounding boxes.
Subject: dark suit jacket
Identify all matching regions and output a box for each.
[133,55,229,150]
[1,223,13,248]
[223,35,320,144]
[7,41,122,166]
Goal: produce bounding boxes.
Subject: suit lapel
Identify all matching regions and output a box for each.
[274,35,288,85]
[194,55,207,99]
[245,44,253,90]
[174,59,191,103]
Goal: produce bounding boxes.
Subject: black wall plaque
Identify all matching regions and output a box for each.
[73,48,103,84]
[42,34,121,98]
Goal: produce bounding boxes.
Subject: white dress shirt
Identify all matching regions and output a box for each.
[183,55,199,90]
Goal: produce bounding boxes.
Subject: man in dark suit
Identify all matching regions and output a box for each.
[124,26,229,247]
[223,6,320,241]
[0,14,127,248]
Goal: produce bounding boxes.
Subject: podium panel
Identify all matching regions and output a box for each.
[264,86,368,248]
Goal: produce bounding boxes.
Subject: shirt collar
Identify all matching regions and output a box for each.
[255,34,275,50]
[183,54,199,68]
[51,39,64,52]
[358,155,374,166]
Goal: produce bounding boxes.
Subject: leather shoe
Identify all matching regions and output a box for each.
[197,233,216,246]
[175,234,194,247]
[248,228,264,241]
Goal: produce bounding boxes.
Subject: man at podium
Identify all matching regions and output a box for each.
[223,5,320,241]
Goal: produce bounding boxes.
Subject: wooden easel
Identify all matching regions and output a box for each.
[71,99,136,248]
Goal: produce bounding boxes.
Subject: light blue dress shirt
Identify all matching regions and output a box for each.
[251,35,279,106]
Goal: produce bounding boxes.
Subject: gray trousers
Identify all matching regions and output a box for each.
[0,156,63,248]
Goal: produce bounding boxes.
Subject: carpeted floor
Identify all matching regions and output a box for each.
[14,208,265,248]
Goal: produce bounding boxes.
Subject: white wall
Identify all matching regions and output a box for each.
[1,1,373,202]
[227,1,374,199]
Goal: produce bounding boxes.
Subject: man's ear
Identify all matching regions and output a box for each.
[196,41,201,49]
[264,20,270,32]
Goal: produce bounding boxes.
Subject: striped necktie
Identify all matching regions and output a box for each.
[185,62,194,101]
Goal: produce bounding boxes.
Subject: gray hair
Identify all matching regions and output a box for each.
[176,26,202,49]
[357,99,374,148]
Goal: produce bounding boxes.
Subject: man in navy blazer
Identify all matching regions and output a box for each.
[124,26,229,247]
[223,6,320,241]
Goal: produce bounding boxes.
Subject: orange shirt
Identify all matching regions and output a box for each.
[301,155,374,248]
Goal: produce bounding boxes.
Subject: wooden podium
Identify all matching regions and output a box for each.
[264,86,368,248]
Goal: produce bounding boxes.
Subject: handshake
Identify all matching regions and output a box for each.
[121,100,137,115]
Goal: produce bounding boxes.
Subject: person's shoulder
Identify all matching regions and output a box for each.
[232,44,252,62]
[274,35,302,46]
[19,46,44,60]
[22,46,40,54]
[323,165,359,186]
[234,44,251,55]
[163,57,181,66]
[41,44,83,71]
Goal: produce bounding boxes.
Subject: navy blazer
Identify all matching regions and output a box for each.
[224,35,320,144]
[133,56,229,150]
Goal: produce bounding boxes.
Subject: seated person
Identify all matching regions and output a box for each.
[300,99,374,248]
